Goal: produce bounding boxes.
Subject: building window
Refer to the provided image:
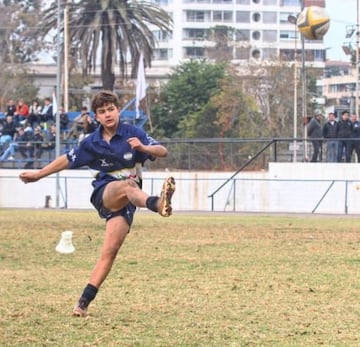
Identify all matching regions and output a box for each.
[213,0,233,3]
[235,29,250,41]
[279,12,293,23]
[183,28,208,40]
[252,12,261,22]
[213,10,233,22]
[263,12,277,23]
[281,0,301,5]
[314,49,325,62]
[236,11,250,22]
[263,0,277,4]
[236,0,250,4]
[153,30,172,42]
[263,30,277,42]
[186,10,210,22]
[280,30,297,40]
[251,49,261,59]
[252,31,261,40]
[153,48,172,60]
[185,46,205,58]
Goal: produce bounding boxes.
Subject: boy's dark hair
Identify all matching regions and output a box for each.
[91,91,121,113]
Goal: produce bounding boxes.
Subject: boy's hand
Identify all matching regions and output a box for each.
[127,137,144,151]
[19,171,41,183]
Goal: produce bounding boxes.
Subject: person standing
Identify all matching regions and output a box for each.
[350,113,360,162]
[337,110,353,163]
[19,90,175,317]
[307,113,323,162]
[322,112,338,162]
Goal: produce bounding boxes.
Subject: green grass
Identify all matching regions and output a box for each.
[0,209,359,346]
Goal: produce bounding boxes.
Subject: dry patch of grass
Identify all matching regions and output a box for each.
[0,209,359,346]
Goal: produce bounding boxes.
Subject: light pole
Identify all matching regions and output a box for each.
[356,0,359,119]
[299,0,308,161]
[55,0,62,208]
[342,1,359,118]
[288,15,298,162]
[288,0,307,162]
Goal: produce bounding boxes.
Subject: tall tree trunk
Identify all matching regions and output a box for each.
[101,51,115,90]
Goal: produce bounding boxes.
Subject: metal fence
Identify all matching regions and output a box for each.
[1,137,358,171]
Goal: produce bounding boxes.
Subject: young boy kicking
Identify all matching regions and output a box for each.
[19,90,175,317]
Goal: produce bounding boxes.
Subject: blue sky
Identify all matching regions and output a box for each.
[324,0,358,61]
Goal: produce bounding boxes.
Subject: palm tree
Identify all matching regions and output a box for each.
[40,0,172,90]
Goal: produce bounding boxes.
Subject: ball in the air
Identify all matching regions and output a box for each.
[296,6,330,40]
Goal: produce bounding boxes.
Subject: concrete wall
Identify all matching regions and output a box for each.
[1,163,360,214]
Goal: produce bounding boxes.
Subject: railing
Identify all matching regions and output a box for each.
[208,139,276,211]
[1,137,358,171]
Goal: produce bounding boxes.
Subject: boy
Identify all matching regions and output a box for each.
[19,90,175,317]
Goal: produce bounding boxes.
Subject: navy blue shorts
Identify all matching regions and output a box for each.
[90,183,136,226]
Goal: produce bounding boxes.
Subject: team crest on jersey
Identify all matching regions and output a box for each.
[123,152,133,161]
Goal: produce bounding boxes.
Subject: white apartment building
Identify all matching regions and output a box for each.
[149,0,327,72]
[26,0,328,99]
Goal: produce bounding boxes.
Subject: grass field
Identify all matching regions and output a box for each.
[0,209,359,347]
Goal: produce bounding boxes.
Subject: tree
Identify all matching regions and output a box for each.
[210,71,260,139]
[39,0,172,90]
[0,0,42,65]
[0,65,39,109]
[206,25,235,63]
[151,60,226,138]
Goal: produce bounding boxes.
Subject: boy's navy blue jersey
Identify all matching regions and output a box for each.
[66,122,159,191]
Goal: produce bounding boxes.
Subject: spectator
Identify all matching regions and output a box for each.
[14,99,29,126]
[32,126,44,168]
[0,115,17,147]
[6,99,16,117]
[40,124,56,152]
[28,100,42,127]
[350,113,360,162]
[337,110,353,162]
[322,112,338,162]
[66,106,91,141]
[39,97,54,124]
[307,113,323,162]
[0,126,34,167]
[78,112,99,143]
[59,106,69,132]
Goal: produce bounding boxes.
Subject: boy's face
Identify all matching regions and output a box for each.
[95,103,120,129]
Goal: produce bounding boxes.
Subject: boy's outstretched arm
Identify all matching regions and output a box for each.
[19,154,70,183]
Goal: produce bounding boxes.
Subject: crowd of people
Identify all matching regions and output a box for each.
[0,98,98,168]
[308,110,360,163]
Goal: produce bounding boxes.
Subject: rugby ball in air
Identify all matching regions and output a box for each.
[296,6,330,40]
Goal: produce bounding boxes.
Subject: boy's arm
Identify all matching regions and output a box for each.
[127,137,168,158]
[19,154,70,183]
